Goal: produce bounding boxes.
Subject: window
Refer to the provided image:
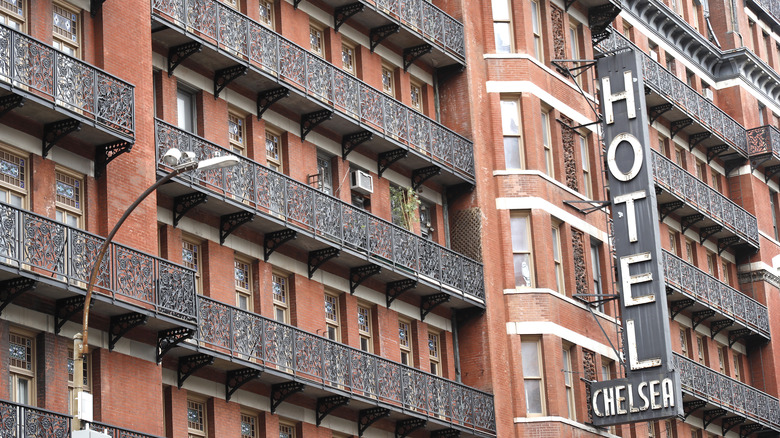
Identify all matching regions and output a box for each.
[721,261,730,285]
[324,293,340,341]
[381,65,394,96]
[177,87,196,133]
[733,352,742,381]
[399,319,412,366]
[501,99,523,168]
[0,0,24,31]
[530,0,543,62]
[580,135,591,197]
[551,224,564,293]
[568,23,580,86]
[686,69,695,88]
[684,238,694,264]
[272,272,290,323]
[316,154,332,195]
[67,348,90,413]
[258,1,273,29]
[648,422,656,438]
[410,80,423,111]
[590,244,603,311]
[266,130,282,172]
[668,230,678,256]
[695,334,706,365]
[428,332,440,375]
[717,345,726,374]
[710,168,720,192]
[341,43,355,74]
[358,305,372,352]
[649,42,659,62]
[491,0,512,53]
[771,190,779,240]
[182,238,202,294]
[228,112,245,154]
[664,419,674,438]
[679,328,688,357]
[541,110,553,176]
[665,54,677,76]
[521,339,544,415]
[187,399,206,438]
[695,160,705,181]
[601,360,611,381]
[235,258,252,311]
[9,331,33,405]
[0,147,27,208]
[222,0,238,8]
[53,3,79,57]
[562,346,575,420]
[702,83,713,100]
[279,423,295,438]
[674,145,684,167]
[309,24,324,56]
[55,169,83,228]
[241,413,258,438]
[706,252,715,276]
[511,215,533,287]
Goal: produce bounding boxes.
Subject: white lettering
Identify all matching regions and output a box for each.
[615,385,627,415]
[627,320,662,369]
[593,389,604,417]
[603,386,615,416]
[613,190,647,242]
[627,383,639,413]
[649,380,661,409]
[620,253,655,306]
[662,378,675,408]
[607,133,644,182]
[602,71,636,124]
[638,381,650,411]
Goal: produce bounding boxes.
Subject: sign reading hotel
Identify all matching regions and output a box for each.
[590,49,683,426]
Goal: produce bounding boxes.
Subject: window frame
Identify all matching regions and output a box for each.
[228,110,246,154]
[562,345,575,420]
[541,109,553,177]
[428,331,441,376]
[278,421,296,438]
[182,236,202,294]
[0,145,28,208]
[551,223,564,294]
[177,85,197,134]
[309,22,324,57]
[410,79,423,112]
[511,213,534,287]
[265,128,283,172]
[186,397,207,438]
[9,329,34,406]
[258,0,274,29]
[521,337,545,416]
[235,256,253,311]
[357,304,372,353]
[272,271,290,324]
[324,291,340,342]
[52,2,80,58]
[398,319,413,366]
[341,41,355,75]
[530,0,543,62]
[0,0,25,31]
[240,412,258,438]
[55,167,84,229]
[491,0,513,53]
[500,98,524,169]
[381,64,395,96]
[579,134,591,198]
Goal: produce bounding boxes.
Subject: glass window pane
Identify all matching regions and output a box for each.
[552,227,559,259]
[500,101,519,134]
[514,254,531,287]
[491,0,510,19]
[494,23,512,53]
[531,1,539,33]
[524,379,543,413]
[521,341,540,375]
[510,217,528,251]
[504,137,521,168]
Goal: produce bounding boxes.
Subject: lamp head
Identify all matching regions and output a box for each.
[162,148,182,166]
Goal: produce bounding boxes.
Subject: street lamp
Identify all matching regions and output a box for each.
[72,149,239,430]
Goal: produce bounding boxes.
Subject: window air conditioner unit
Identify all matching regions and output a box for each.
[350,170,373,195]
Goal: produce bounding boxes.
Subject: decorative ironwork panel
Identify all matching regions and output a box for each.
[158,261,196,321]
[472,388,497,431]
[443,14,465,58]
[440,249,462,291]
[115,246,155,303]
[315,193,341,241]
[408,111,430,153]
[226,161,256,203]
[376,0,398,16]
[186,0,217,40]
[418,240,440,279]
[0,204,17,263]
[400,0,422,30]
[23,214,65,276]
[96,71,135,135]
[342,204,369,250]
[551,5,565,61]
[323,342,349,386]
[422,3,443,44]
[250,23,278,74]
[392,227,418,270]
[232,308,263,360]
[360,85,384,128]
[152,0,185,20]
[294,330,323,378]
[70,230,110,289]
[453,135,474,175]
[376,358,402,403]
[286,179,314,228]
[461,257,485,300]
[350,350,377,396]
[333,70,359,116]
[430,125,453,165]
[86,422,165,438]
[56,56,95,116]
[278,40,305,87]
[368,217,393,260]
[426,376,449,418]
[24,405,71,438]
[307,55,332,102]
[218,6,248,57]
[384,99,408,141]
[255,166,285,216]
[402,368,426,410]
[13,35,54,97]
[198,298,231,350]
[263,320,293,369]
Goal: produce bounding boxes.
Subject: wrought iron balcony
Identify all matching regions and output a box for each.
[194,295,496,435]
[154,119,485,307]
[674,353,780,434]
[151,0,474,187]
[0,24,135,150]
[652,150,759,251]
[0,400,71,438]
[662,250,770,341]
[746,0,780,33]
[84,421,166,438]
[747,125,780,178]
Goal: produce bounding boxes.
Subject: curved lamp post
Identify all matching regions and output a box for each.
[72,149,239,429]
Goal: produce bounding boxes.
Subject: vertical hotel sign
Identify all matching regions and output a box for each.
[590,48,683,425]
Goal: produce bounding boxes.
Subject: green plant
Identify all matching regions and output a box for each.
[390,186,421,231]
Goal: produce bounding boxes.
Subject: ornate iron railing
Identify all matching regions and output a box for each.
[196,295,496,433]
[596,31,748,156]
[652,150,759,247]
[747,125,780,157]
[0,201,196,322]
[155,119,485,303]
[0,24,135,138]
[662,250,770,338]
[674,353,780,431]
[749,0,780,27]
[0,400,71,438]
[151,0,474,179]
[85,421,166,438]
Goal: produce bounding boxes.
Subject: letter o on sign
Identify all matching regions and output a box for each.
[607,133,643,182]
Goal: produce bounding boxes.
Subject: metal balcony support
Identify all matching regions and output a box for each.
[342,131,373,159]
[722,417,746,436]
[264,229,297,261]
[108,313,148,351]
[689,132,712,151]
[156,327,194,363]
[90,0,105,16]
[436,63,465,86]
[431,430,460,438]
[412,166,441,191]
[749,153,771,171]
[446,182,475,203]
[683,400,706,419]
[271,382,304,413]
[55,296,89,334]
[711,319,734,339]
[378,149,408,178]
[0,277,36,316]
[660,200,684,220]
[740,424,764,437]
[765,164,780,182]
[692,309,716,330]
[316,395,349,426]
[649,103,673,124]
[174,192,207,228]
[95,141,133,179]
[43,119,81,158]
[293,0,303,8]
[421,293,450,321]
[395,418,426,438]
[386,279,417,307]
[370,24,400,52]
[671,118,694,139]
[403,44,432,71]
[168,42,202,76]
[257,87,290,120]
[220,211,254,244]
[588,4,621,44]
[718,236,740,255]
[703,408,727,429]
[358,408,390,437]
[707,144,729,163]
[334,3,364,32]
[699,225,722,244]
[724,157,747,176]
[214,65,248,99]
[178,354,214,388]
[350,264,381,294]
[301,110,333,141]
[681,213,705,233]
[0,95,24,119]
[226,368,261,402]
[728,328,751,347]
[670,299,695,318]
[309,248,340,278]
[455,306,485,328]
[562,200,610,215]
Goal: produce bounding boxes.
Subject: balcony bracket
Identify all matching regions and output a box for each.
[683,400,706,419]
[220,211,254,245]
[681,213,704,233]
[431,430,460,438]
[257,87,290,120]
[711,319,735,339]
[395,418,427,438]
[750,153,771,171]
[95,140,133,179]
[301,110,333,141]
[174,192,208,228]
[722,417,746,436]
[108,312,148,351]
[563,199,610,215]
[378,149,408,178]
[707,144,729,163]
[446,182,475,203]
[703,408,727,430]
[412,166,441,191]
[699,225,722,244]
[728,328,751,346]
[156,327,194,364]
[316,395,349,426]
[0,95,24,119]
[724,157,747,176]
[350,264,381,294]
[689,132,712,151]
[670,299,695,319]
[717,236,740,256]
[271,382,304,413]
[178,353,214,389]
[90,0,106,16]
[660,201,684,220]
[358,408,390,437]
[0,277,36,316]
[386,279,417,307]
[264,229,298,261]
[308,247,340,278]
[342,131,373,159]
[588,4,621,45]
[226,368,261,402]
[168,42,202,76]
[649,103,673,125]
[739,424,765,438]
[403,44,432,72]
[293,0,303,8]
[421,293,451,321]
[670,118,694,139]
[370,24,400,52]
[765,164,780,183]
[55,296,91,334]
[436,63,466,86]
[43,119,81,158]
[692,309,716,330]
[455,306,486,328]
[214,65,248,99]
[334,3,364,33]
